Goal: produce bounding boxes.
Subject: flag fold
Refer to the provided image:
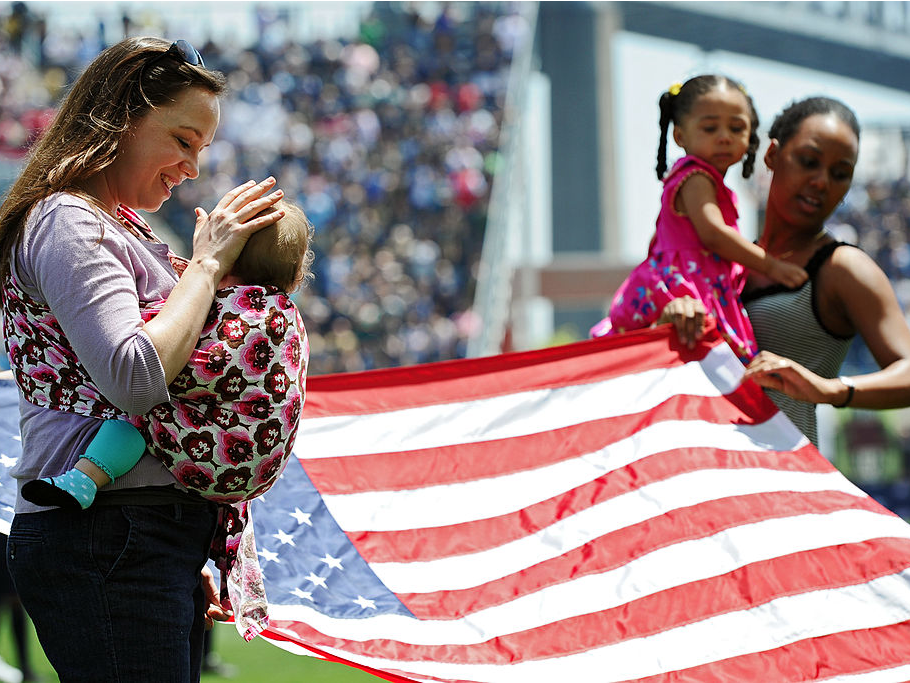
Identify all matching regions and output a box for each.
[247,323,910,682]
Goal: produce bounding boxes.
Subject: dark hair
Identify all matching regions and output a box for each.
[656,74,760,180]
[0,36,226,282]
[767,96,860,148]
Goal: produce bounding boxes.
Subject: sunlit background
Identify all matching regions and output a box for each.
[4,1,910,677]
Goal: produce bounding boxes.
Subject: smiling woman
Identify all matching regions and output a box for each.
[0,36,285,681]
[85,86,221,212]
[659,96,910,448]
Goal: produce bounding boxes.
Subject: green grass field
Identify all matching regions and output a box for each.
[200,626,378,683]
[0,609,377,682]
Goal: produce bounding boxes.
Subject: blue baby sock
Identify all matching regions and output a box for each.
[49,469,96,508]
[21,468,98,510]
[21,420,147,510]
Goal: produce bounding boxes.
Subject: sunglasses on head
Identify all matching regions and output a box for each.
[151,39,205,69]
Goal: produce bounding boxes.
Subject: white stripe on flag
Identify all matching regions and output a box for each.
[299,345,746,459]
[268,509,910,645]
[322,416,810,531]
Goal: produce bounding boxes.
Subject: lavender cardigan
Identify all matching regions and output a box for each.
[9,193,180,513]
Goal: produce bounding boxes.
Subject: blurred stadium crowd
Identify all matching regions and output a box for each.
[830,176,910,374]
[0,1,528,375]
[5,1,910,381]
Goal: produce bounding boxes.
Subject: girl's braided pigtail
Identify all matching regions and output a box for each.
[655,89,675,179]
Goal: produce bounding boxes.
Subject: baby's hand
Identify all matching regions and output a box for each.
[766,258,808,288]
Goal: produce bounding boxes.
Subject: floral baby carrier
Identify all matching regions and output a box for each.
[137,285,306,505]
[1,205,307,595]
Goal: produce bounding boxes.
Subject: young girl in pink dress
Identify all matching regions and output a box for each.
[591,75,808,362]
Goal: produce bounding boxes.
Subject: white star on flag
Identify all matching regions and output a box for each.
[289,508,312,526]
[273,529,295,546]
[354,595,377,610]
[291,588,313,601]
[258,548,280,564]
[304,572,327,589]
[320,553,343,570]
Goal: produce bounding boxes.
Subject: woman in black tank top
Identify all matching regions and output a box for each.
[660,97,910,444]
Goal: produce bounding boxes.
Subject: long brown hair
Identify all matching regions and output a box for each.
[0,36,226,281]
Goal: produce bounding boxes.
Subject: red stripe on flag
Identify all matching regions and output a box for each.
[350,445,835,564]
[394,490,889,619]
[302,392,782,495]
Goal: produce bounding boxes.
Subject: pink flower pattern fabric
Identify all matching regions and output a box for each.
[591,155,757,363]
[2,249,308,585]
[136,285,307,504]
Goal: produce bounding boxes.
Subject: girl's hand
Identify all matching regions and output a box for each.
[654,295,706,349]
[191,177,284,281]
[742,350,843,404]
[765,257,809,289]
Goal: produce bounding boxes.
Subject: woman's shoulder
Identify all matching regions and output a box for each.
[29,192,107,228]
[821,241,881,282]
[814,241,898,339]
[21,193,125,266]
[664,155,722,185]
[812,241,888,311]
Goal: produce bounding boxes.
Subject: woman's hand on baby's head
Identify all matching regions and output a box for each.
[191,178,285,280]
[220,177,285,225]
[766,257,808,289]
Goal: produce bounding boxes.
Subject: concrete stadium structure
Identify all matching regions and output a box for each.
[470,0,910,356]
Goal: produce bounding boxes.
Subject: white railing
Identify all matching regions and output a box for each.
[467,1,539,358]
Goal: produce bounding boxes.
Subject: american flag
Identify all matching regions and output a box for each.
[246,322,910,682]
[0,378,21,533]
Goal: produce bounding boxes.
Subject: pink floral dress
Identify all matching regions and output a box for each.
[591,155,757,362]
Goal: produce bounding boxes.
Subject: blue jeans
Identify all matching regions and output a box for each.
[7,497,218,682]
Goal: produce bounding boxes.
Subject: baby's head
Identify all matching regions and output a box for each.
[655,74,760,180]
[231,199,315,293]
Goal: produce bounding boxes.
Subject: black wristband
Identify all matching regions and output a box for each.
[834,376,855,408]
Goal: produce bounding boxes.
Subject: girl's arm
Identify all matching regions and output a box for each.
[743,247,910,408]
[678,173,807,288]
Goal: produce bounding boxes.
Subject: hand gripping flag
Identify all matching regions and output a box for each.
[0,318,901,681]
[247,321,910,681]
